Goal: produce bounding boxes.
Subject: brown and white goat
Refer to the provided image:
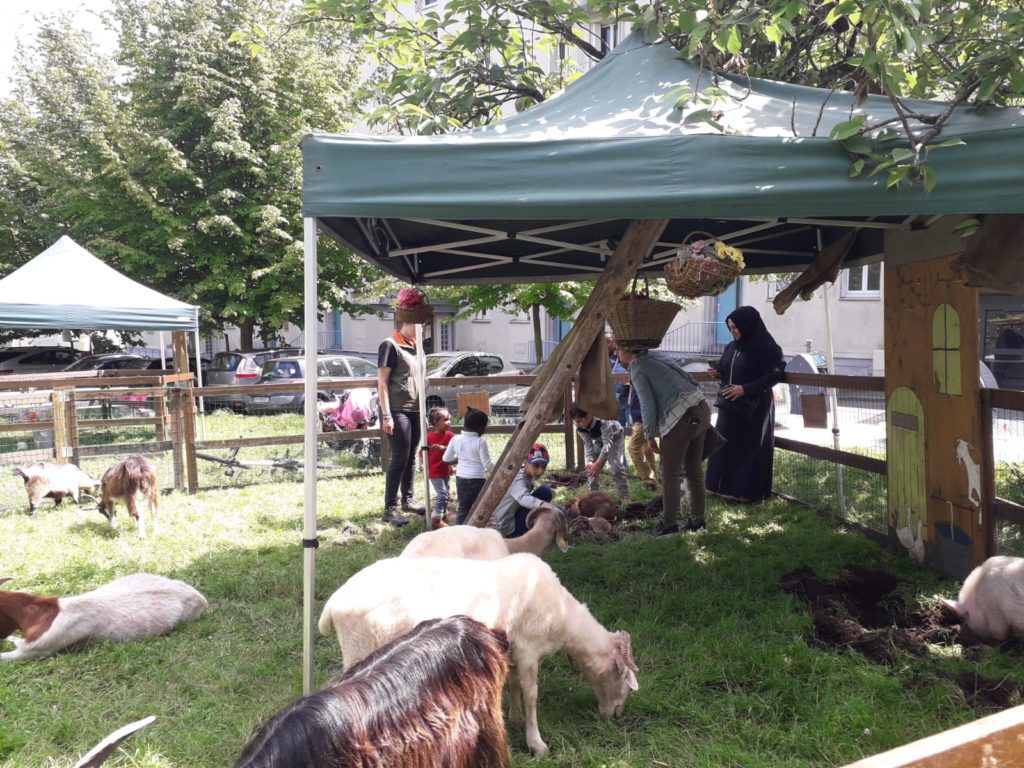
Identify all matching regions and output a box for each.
[0,573,207,660]
[98,456,159,538]
[12,462,100,514]
[236,616,511,768]
[319,553,639,757]
[400,505,570,560]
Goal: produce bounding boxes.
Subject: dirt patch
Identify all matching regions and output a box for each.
[781,564,1024,706]
[619,497,663,522]
[545,470,587,488]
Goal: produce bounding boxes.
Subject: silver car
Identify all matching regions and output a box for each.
[0,346,85,376]
[203,348,303,411]
[424,351,523,414]
[244,354,377,415]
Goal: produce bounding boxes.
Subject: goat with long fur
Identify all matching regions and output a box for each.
[400,506,570,559]
[236,616,511,768]
[319,553,639,757]
[0,573,207,660]
[942,555,1024,641]
[98,455,159,538]
[13,462,100,514]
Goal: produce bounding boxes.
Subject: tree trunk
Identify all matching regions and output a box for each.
[532,304,544,365]
[239,319,255,352]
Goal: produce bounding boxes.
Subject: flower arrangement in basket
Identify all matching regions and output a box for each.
[393,287,433,324]
[607,275,681,351]
[664,231,745,298]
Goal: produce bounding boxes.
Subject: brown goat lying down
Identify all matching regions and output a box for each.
[235,616,511,768]
[13,462,100,514]
[98,456,159,538]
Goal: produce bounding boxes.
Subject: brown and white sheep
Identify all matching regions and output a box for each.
[236,616,512,768]
[0,573,207,660]
[566,490,618,522]
[400,505,570,560]
[12,462,100,514]
[318,553,639,757]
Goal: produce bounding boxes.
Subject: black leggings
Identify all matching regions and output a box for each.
[384,411,421,510]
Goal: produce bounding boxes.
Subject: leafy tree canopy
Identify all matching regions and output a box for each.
[1,0,376,350]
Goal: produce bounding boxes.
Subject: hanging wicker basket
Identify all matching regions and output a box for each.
[394,304,434,324]
[607,277,681,350]
[664,230,741,298]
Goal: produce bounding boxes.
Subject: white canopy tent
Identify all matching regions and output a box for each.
[0,235,202,376]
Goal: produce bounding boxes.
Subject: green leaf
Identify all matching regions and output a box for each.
[890,147,915,163]
[850,158,865,177]
[921,164,937,193]
[829,118,866,141]
[840,135,874,155]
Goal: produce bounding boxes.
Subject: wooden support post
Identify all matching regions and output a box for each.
[181,390,198,494]
[170,390,185,492]
[562,378,575,470]
[155,391,168,442]
[467,219,667,526]
[171,331,190,378]
[64,391,80,465]
[51,390,67,464]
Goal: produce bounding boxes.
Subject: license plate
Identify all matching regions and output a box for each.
[251,396,270,403]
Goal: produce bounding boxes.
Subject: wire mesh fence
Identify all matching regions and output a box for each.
[988,388,1024,556]
[769,373,887,534]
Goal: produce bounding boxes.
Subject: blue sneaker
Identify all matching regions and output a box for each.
[682,519,707,532]
[652,522,679,536]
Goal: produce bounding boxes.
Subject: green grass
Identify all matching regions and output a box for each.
[1,434,1022,767]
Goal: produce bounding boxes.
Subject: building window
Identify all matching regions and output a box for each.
[765,276,789,301]
[510,310,530,323]
[841,263,882,299]
[471,310,491,322]
[599,23,619,55]
[439,321,451,351]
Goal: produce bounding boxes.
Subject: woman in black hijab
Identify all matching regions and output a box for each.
[706,306,786,502]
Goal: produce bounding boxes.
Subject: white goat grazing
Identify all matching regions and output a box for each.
[942,556,1024,641]
[13,462,100,514]
[0,573,207,660]
[319,553,638,757]
[400,506,570,560]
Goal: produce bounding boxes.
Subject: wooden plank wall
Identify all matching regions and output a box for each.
[884,253,985,578]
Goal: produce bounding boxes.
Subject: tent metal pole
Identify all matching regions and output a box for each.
[301,217,319,695]
[415,322,430,515]
[817,230,846,517]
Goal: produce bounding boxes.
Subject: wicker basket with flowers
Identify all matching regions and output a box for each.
[664,231,745,298]
[393,287,433,324]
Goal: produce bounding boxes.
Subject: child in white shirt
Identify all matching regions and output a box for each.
[442,407,494,524]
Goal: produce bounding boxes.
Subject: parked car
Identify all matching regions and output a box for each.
[244,354,377,414]
[203,348,303,411]
[64,353,154,372]
[0,346,85,376]
[423,351,523,413]
[146,356,211,378]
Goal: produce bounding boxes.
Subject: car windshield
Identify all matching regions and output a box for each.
[425,355,454,375]
[64,356,108,371]
[318,359,350,377]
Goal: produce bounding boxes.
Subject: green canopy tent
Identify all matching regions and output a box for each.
[296,32,1024,690]
[302,32,1024,285]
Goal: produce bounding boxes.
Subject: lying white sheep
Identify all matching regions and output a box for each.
[942,555,1024,641]
[400,505,570,560]
[0,573,207,660]
[319,552,638,757]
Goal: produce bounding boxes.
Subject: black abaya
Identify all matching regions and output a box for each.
[706,308,785,502]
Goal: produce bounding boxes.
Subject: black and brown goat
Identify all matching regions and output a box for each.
[235,615,511,768]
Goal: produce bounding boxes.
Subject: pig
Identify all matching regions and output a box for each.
[942,556,1024,641]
